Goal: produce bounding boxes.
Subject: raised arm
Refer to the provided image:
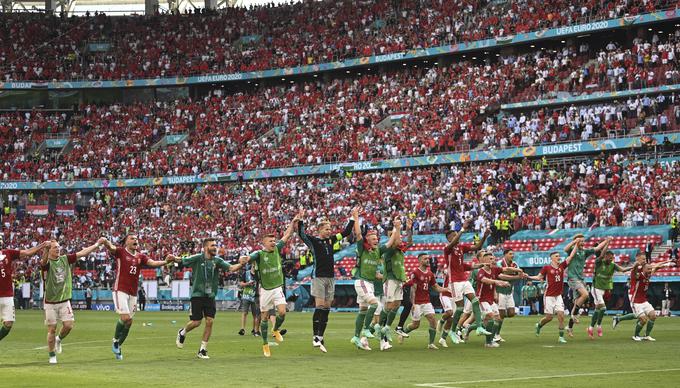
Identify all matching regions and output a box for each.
[564,247,578,266]
[19,241,49,259]
[39,244,50,268]
[615,264,634,273]
[594,237,612,253]
[650,260,674,275]
[471,228,490,252]
[145,254,175,268]
[281,214,299,243]
[338,206,359,239]
[352,207,362,242]
[404,218,413,249]
[75,238,105,258]
[527,273,544,281]
[386,217,402,249]
[564,237,580,254]
[480,276,510,288]
[101,238,117,254]
[446,219,470,250]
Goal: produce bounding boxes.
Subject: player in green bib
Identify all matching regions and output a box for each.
[369,264,385,335]
[564,234,611,335]
[378,216,412,351]
[248,215,297,358]
[588,250,632,339]
[351,209,384,350]
[172,238,247,359]
[41,238,104,364]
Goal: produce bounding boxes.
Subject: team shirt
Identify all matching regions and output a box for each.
[182,253,233,298]
[355,242,385,282]
[0,249,21,297]
[629,264,650,303]
[593,257,617,290]
[373,264,384,297]
[249,241,285,290]
[405,267,436,305]
[539,261,569,297]
[240,267,258,302]
[496,258,519,295]
[383,246,407,282]
[468,268,480,290]
[441,276,452,297]
[113,247,150,296]
[476,266,503,303]
[42,254,77,303]
[445,244,474,282]
[565,246,596,281]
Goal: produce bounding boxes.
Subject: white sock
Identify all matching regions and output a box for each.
[180,329,186,336]
[200,341,208,351]
[56,336,61,342]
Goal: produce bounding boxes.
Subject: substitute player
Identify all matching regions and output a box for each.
[238,264,260,337]
[612,253,673,341]
[588,250,632,339]
[495,249,521,342]
[297,207,356,353]
[529,249,577,344]
[379,216,413,351]
[563,234,611,336]
[398,253,446,349]
[476,251,524,348]
[248,215,297,358]
[41,239,104,364]
[445,221,488,337]
[351,208,382,351]
[0,238,47,346]
[102,235,175,360]
[172,238,247,358]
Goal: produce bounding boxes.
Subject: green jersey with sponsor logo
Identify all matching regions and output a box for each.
[249,240,285,290]
[43,254,76,303]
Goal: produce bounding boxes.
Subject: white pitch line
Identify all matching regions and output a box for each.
[414,368,680,387]
[31,336,166,350]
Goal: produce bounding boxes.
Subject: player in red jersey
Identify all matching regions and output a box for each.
[397,254,446,349]
[435,269,454,348]
[476,251,524,348]
[444,220,488,338]
[528,249,577,343]
[102,235,174,360]
[612,253,673,341]
[0,238,48,345]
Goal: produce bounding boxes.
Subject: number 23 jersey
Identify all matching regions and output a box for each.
[113,247,149,295]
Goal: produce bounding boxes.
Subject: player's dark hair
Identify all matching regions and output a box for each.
[202,237,216,246]
[550,251,560,257]
[504,248,513,255]
[417,253,428,260]
[121,234,135,245]
[445,230,456,239]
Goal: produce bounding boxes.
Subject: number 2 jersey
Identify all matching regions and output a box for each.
[539,261,568,297]
[405,267,436,305]
[113,247,149,295]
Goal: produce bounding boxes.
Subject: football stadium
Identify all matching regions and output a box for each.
[1,0,680,387]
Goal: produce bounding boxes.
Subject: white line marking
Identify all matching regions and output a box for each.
[31,337,165,350]
[414,368,680,387]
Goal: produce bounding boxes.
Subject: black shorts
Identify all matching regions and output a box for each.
[190,297,216,321]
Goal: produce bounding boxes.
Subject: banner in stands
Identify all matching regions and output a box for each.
[2,133,678,191]
[0,10,678,90]
[55,205,75,216]
[26,205,48,216]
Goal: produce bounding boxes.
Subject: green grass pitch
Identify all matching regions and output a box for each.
[1,311,679,387]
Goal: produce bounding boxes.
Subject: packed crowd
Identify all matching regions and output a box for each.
[3,154,679,267]
[5,31,680,181]
[0,0,676,81]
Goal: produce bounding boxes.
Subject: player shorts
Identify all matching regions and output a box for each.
[480,301,499,316]
[259,287,286,312]
[411,303,435,321]
[591,288,606,306]
[439,294,453,312]
[543,295,565,315]
[190,297,216,321]
[0,297,15,322]
[463,297,473,314]
[451,281,475,302]
[239,299,259,315]
[631,300,655,318]
[44,301,74,325]
[354,279,377,306]
[113,290,138,318]
[497,293,516,311]
[567,279,587,294]
[311,277,335,301]
[375,296,386,315]
[384,279,404,303]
